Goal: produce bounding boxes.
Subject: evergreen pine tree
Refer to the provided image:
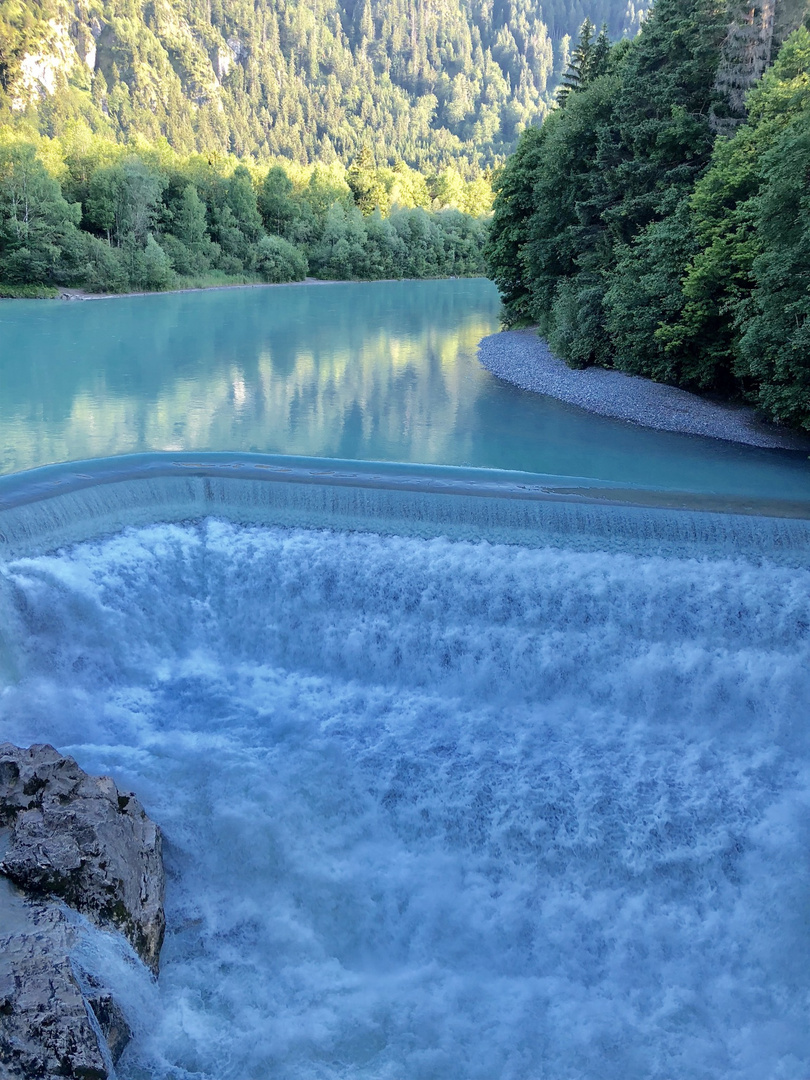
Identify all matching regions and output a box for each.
[555,18,596,106]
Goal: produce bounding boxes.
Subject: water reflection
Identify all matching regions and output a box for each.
[0,281,495,475]
[1,278,809,502]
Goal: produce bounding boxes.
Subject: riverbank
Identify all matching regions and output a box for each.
[55,277,339,301]
[479,329,810,451]
[51,275,475,301]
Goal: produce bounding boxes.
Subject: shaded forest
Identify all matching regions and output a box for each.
[486,0,810,430]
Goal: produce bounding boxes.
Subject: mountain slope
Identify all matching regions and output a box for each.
[0,0,644,170]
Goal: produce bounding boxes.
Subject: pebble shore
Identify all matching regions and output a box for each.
[479,329,810,451]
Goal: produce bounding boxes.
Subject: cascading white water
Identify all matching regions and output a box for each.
[1,503,809,1079]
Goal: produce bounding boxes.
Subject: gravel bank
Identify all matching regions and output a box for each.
[479,329,810,451]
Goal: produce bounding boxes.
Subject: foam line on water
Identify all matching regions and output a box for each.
[1,520,809,1079]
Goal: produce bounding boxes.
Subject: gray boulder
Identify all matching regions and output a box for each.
[0,901,129,1080]
[0,743,164,972]
[0,744,166,1078]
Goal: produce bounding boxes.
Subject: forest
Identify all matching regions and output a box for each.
[0,0,645,296]
[486,0,810,430]
[0,131,493,293]
[0,0,643,173]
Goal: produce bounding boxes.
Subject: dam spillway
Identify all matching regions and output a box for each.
[0,454,809,1079]
[2,451,810,563]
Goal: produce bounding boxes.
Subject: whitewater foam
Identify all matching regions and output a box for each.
[1,520,809,1079]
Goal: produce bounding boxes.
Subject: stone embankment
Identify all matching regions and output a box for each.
[0,743,164,1079]
[479,329,810,451]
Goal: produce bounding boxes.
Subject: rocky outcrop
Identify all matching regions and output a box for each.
[0,744,165,1079]
[0,902,129,1080]
[0,743,164,972]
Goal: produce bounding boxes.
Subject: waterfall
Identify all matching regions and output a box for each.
[1,453,808,1079]
[1,452,809,565]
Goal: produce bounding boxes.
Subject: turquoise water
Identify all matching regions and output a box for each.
[1,278,809,504]
[1,280,809,1079]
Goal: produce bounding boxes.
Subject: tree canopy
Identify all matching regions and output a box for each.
[0,0,645,175]
[0,127,492,293]
[486,1,810,430]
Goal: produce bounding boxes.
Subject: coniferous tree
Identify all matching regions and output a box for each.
[164,184,216,274]
[259,166,299,237]
[484,124,545,324]
[486,1,810,430]
[659,26,810,390]
[347,147,384,215]
[710,0,808,133]
[556,18,597,106]
[490,0,730,368]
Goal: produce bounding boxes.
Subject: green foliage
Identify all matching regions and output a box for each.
[0,127,489,293]
[506,0,726,358]
[0,0,51,95]
[128,234,176,292]
[605,198,703,383]
[0,133,83,284]
[85,158,166,246]
[738,110,810,428]
[483,124,544,325]
[164,184,215,274]
[258,166,298,237]
[309,201,487,279]
[255,234,308,282]
[660,27,810,391]
[596,0,727,246]
[526,73,620,344]
[0,0,644,176]
[347,147,383,215]
[226,166,263,244]
[547,275,611,368]
[556,19,612,106]
[312,203,370,278]
[0,280,59,296]
[80,230,128,292]
[485,8,810,430]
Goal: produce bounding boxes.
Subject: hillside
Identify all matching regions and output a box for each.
[486,0,810,429]
[0,0,643,171]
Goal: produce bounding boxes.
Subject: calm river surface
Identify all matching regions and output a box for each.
[1,278,809,502]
